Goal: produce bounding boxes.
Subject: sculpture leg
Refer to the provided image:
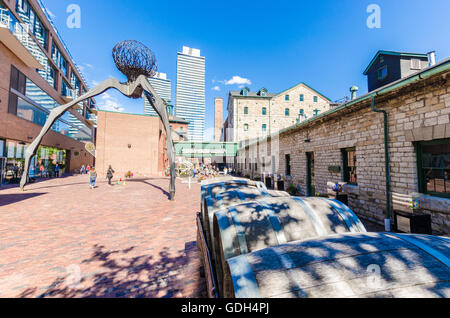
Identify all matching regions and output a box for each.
[143,92,176,200]
[20,78,122,190]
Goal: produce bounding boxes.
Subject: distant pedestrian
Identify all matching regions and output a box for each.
[86,165,91,174]
[81,165,86,175]
[39,164,44,177]
[106,165,115,186]
[224,167,228,176]
[13,164,19,178]
[89,167,97,189]
[55,163,60,178]
[192,168,197,178]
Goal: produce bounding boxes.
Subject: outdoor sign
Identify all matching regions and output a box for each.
[174,142,238,158]
[85,142,96,158]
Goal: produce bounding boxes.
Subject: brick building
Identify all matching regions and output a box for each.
[224,83,331,144]
[95,111,188,178]
[214,97,223,142]
[0,0,96,185]
[237,56,450,235]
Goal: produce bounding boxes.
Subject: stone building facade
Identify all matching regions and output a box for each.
[237,59,450,235]
[225,83,331,144]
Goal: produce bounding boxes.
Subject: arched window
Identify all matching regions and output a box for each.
[244,107,248,115]
[262,107,267,115]
[285,108,290,116]
[244,124,249,131]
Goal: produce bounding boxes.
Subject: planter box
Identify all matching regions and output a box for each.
[394,210,432,234]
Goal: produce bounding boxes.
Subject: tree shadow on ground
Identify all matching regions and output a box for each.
[0,193,47,207]
[127,179,171,199]
[18,241,206,298]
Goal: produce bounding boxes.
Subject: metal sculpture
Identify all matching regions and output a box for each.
[19,40,177,200]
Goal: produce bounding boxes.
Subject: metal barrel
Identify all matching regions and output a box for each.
[212,196,367,296]
[223,233,450,298]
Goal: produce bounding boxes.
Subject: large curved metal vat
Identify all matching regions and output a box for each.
[223,233,450,298]
[212,197,367,295]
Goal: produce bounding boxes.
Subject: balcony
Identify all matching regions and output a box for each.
[0,8,43,69]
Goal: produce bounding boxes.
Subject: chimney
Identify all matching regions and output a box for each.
[350,86,359,100]
[427,51,436,67]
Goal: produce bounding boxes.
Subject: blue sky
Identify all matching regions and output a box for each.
[42,0,450,140]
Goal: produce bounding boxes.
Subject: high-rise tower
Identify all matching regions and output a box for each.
[175,46,205,141]
[144,72,172,116]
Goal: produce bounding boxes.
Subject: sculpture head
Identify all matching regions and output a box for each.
[112,40,157,84]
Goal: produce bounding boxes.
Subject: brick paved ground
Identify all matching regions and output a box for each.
[0,175,206,298]
[0,175,383,298]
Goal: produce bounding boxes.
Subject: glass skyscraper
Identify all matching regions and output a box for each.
[144,72,172,116]
[175,46,205,141]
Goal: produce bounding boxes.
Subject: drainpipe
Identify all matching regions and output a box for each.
[371,96,391,231]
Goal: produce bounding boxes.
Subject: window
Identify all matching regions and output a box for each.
[300,94,304,102]
[285,108,290,116]
[342,147,357,185]
[49,65,58,90]
[313,96,318,103]
[417,139,450,198]
[262,124,267,133]
[378,66,388,80]
[244,124,249,131]
[411,58,421,70]
[285,95,290,101]
[285,154,291,176]
[52,43,68,77]
[313,109,320,117]
[244,107,248,115]
[299,109,304,116]
[262,107,267,115]
[61,80,71,97]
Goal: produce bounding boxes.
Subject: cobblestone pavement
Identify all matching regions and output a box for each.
[0,175,206,298]
[0,175,384,298]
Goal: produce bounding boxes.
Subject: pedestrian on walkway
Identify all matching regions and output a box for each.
[86,165,91,174]
[55,163,60,178]
[107,165,115,186]
[39,164,45,178]
[89,167,97,189]
[81,165,86,175]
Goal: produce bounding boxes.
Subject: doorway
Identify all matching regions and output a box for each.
[306,152,315,196]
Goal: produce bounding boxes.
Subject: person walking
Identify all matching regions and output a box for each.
[86,165,91,174]
[89,167,97,189]
[39,164,45,178]
[106,165,115,186]
[55,163,60,178]
[81,165,86,175]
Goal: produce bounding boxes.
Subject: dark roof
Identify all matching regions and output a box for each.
[230,91,276,98]
[363,50,429,75]
[169,116,189,124]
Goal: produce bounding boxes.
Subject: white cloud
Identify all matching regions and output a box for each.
[212,86,221,91]
[97,93,124,112]
[223,76,252,86]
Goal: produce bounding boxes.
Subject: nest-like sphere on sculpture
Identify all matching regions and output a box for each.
[112,40,157,84]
